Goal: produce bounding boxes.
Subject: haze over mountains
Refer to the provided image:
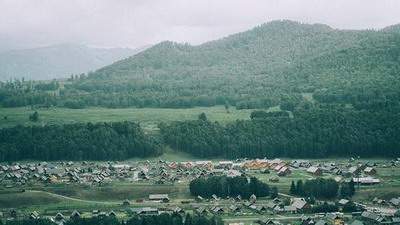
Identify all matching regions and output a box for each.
[0,44,147,81]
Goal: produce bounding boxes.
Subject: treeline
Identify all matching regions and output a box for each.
[189,175,274,199]
[2,214,222,225]
[289,178,339,199]
[0,122,162,161]
[290,178,356,199]
[160,108,400,158]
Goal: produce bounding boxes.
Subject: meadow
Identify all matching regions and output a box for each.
[0,106,252,131]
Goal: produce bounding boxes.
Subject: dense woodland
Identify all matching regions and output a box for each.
[1,214,223,225]
[0,21,400,160]
[1,21,400,111]
[289,178,341,199]
[0,122,162,161]
[189,175,272,199]
[160,108,400,158]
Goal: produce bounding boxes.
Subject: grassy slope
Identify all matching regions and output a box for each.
[0,106,252,130]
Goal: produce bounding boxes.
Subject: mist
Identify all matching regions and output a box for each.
[1,0,400,52]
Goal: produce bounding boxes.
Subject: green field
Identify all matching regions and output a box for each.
[0,106,252,130]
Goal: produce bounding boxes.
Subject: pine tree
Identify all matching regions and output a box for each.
[290,181,296,195]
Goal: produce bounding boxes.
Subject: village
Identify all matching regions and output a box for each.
[1,158,400,225]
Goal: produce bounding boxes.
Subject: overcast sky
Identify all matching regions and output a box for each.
[1,0,400,52]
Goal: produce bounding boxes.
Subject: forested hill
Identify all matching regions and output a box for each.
[0,44,143,81]
[1,20,400,110]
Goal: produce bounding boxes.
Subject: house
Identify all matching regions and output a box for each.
[122,199,131,206]
[196,195,204,202]
[211,206,224,214]
[229,205,241,212]
[277,166,291,176]
[301,216,316,225]
[361,211,384,223]
[352,177,380,185]
[257,219,280,225]
[363,167,376,175]
[108,211,117,217]
[283,205,297,213]
[326,213,344,225]
[149,194,169,203]
[338,199,350,206]
[249,194,257,203]
[70,210,81,220]
[10,209,17,218]
[348,166,361,175]
[212,194,220,201]
[291,198,309,211]
[173,207,184,214]
[350,220,364,225]
[389,197,400,206]
[53,213,65,225]
[269,176,279,182]
[29,211,40,220]
[226,170,242,178]
[195,207,207,215]
[217,161,233,169]
[315,220,328,225]
[133,207,159,216]
[307,166,322,176]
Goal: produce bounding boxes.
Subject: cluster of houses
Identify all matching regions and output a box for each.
[1,158,395,188]
[1,158,400,225]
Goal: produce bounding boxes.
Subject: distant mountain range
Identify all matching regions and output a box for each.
[0,44,148,81]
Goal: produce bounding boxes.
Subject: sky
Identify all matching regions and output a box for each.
[1,0,400,52]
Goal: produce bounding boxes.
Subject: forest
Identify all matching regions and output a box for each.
[160,108,400,158]
[189,175,272,199]
[0,21,399,112]
[0,21,400,161]
[0,122,162,161]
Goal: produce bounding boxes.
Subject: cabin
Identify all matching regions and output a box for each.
[196,207,207,215]
[122,199,131,206]
[350,220,364,225]
[249,194,257,203]
[269,176,279,182]
[29,211,40,220]
[211,206,224,214]
[70,210,81,220]
[133,207,159,216]
[315,220,328,225]
[338,199,350,206]
[363,167,376,175]
[352,177,380,185]
[149,194,169,203]
[277,166,291,176]
[291,198,309,211]
[307,166,322,176]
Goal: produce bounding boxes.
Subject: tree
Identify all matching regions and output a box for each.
[184,214,193,225]
[296,180,304,195]
[270,186,278,198]
[29,111,39,122]
[290,181,296,195]
[224,102,230,113]
[342,201,358,213]
[198,112,208,121]
[349,180,355,196]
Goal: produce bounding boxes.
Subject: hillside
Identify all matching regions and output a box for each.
[0,44,145,81]
[1,20,400,110]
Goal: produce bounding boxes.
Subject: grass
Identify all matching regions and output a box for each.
[0,106,252,131]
